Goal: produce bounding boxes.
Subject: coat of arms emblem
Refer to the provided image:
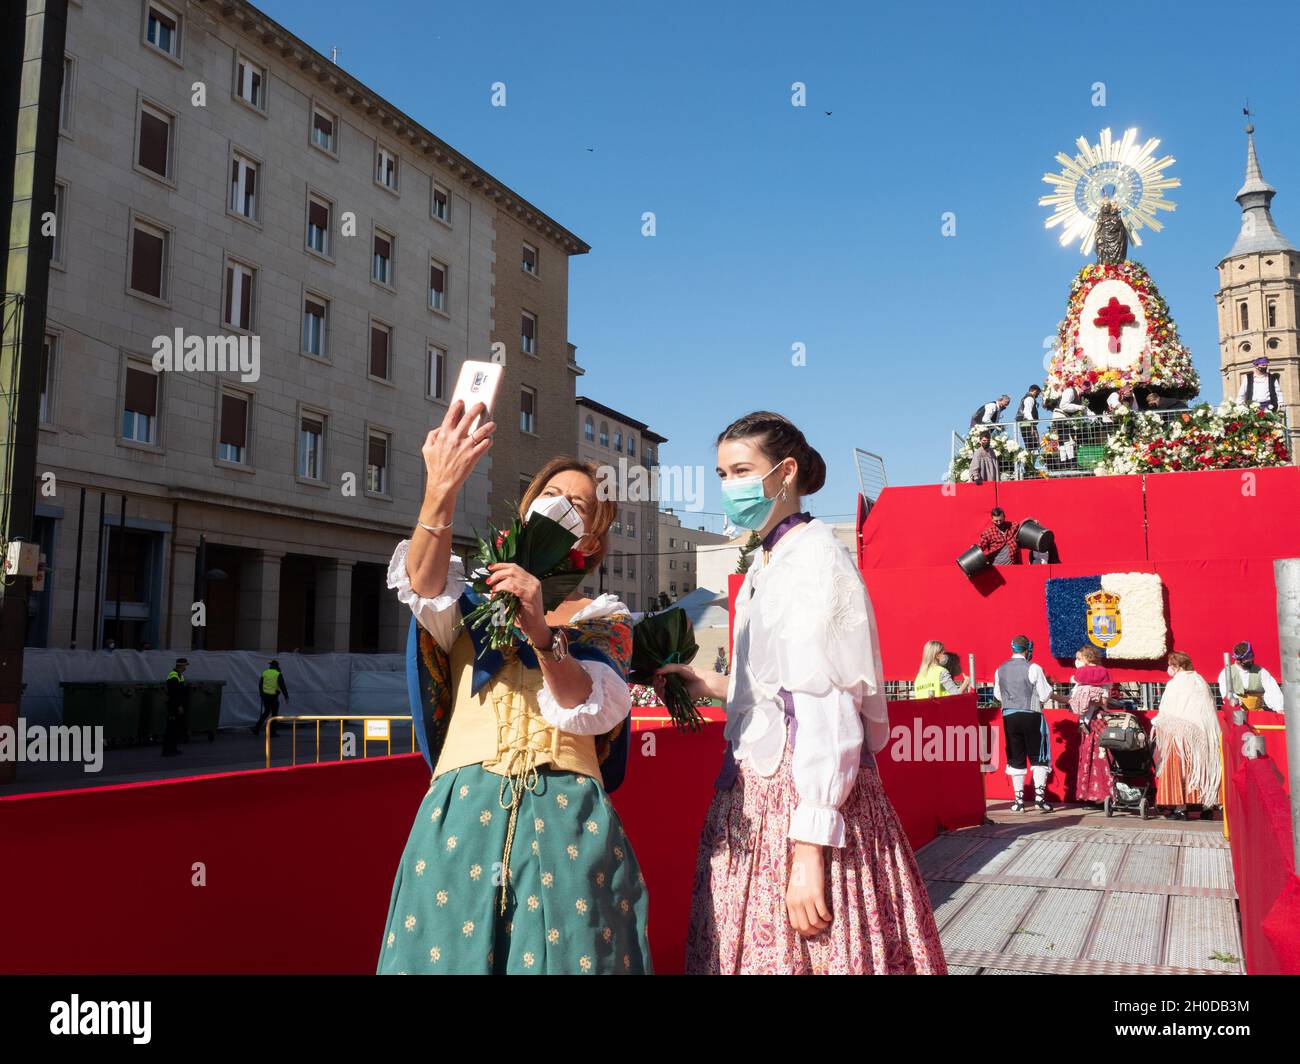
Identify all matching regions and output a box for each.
[1085,589,1122,649]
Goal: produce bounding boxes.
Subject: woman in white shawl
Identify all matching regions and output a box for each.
[1152,651,1223,820]
[658,411,946,975]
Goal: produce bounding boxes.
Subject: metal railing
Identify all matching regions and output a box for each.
[951,407,1292,480]
[263,714,416,768]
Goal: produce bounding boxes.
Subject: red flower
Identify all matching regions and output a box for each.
[495,529,508,550]
[567,547,587,571]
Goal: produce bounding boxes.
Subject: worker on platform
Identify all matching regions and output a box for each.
[253,659,289,737]
[163,658,189,757]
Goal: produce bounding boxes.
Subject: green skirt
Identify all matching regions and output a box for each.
[377,764,653,974]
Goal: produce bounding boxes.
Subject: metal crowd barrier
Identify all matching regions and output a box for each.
[263,714,416,768]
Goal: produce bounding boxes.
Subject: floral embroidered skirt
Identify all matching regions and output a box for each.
[1075,713,1115,803]
[685,744,947,975]
[377,764,652,974]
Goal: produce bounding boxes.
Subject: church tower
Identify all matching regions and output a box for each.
[1215,122,1300,437]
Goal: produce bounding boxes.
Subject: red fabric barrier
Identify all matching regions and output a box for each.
[1223,720,1300,974]
[859,482,997,570]
[1145,467,1300,561]
[994,474,1149,566]
[0,756,431,974]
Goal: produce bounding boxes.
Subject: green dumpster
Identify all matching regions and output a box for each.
[136,683,168,744]
[186,680,224,741]
[60,682,143,746]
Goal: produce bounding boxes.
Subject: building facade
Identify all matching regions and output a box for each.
[28,0,587,652]
[1215,123,1300,442]
[657,510,729,604]
[574,397,666,613]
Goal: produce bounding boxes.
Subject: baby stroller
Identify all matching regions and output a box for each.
[1097,709,1155,820]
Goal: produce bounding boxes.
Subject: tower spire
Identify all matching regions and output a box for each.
[1226,116,1295,258]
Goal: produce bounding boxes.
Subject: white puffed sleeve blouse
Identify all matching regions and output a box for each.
[726,520,891,848]
[386,539,632,736]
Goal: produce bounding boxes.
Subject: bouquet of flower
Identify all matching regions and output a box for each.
[462,507,587,654]
[629,608,703,731]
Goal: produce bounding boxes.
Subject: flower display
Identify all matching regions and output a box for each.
[945,431,1037,483]
[1093,400,1290,475]
[1044,260,1200,404]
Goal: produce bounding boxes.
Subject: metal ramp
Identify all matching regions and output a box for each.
[922,805,1244,975]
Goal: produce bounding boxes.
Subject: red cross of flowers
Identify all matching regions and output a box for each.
[1094,296,1136,353]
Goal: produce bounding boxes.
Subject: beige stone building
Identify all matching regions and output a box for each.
[28,0,587,652]
[1216,123,1299,444]
[657,510,729,604]
[574,397,665,613]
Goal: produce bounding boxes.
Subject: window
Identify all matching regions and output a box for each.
[302,295,327,358]
[218,391,249,464]
[223,259,256,331]
[522,243,538,275]
[626,513,636,538]
[627,555,635,579]
[128,219,168,300]
[51,182,67,267]
[299,415,324,480]
[1268,300,1278,329]
[375,145,398,192]
[306,194,331,256]
[521,311,536,355]
[427,344,446,400]
[122,365,158,444]
[599,422,609,447]
[367,433,389,495]
[583,586,595,598]
[669,559,677,570]
[646,446,655,464]
[136,101,174,180]
[614,430,623,453]
[669,537,677,548]
[40,334,55,423]
[1240,302,1249,330]
[670,581,677,595]
[431,183,450,223]
[310,103,337,155]
[234,54,266,111]
[370,321,392,381]
[583,415,594,442]
[372,229,393,286]
[627,435,636,457]
[144,2,181,60]
[229,152,259,220]
[626,592,637,612]
[429,260,447,312]
[60,55,74,134]
[612,552,623,576]
[520,386,537,434]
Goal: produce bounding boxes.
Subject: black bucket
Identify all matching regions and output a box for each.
[1017,518,1054,553]
[956,544,988,577]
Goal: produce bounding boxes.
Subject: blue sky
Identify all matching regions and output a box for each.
[258,0,1300,522]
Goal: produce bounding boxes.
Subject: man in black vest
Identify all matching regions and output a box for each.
[1016,385,1041,451]
[970,395,1010,429]
[1237,356,1282,412]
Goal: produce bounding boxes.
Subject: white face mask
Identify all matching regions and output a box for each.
[525,493,585,539]
[1167,667,1177,678]
[1074,658,1085,668]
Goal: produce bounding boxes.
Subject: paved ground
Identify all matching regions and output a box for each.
[920,802,1244,975]
[0,721,419,796]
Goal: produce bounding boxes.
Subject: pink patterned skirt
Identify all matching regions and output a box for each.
[685,743,947,975]
[1074,711,1115,803]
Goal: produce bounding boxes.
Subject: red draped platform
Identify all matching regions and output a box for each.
[0,696,983,975]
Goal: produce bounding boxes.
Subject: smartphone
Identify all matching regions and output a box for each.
[450,360,502,435]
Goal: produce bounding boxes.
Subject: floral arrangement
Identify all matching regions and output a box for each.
[628,683,714,710]
[946,431,1037,483]
[1044,260,1200,403]
[1093,400,1290,475]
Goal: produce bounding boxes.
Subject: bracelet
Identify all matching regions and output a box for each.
[417,519,453,534]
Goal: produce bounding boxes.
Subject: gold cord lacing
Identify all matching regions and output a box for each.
[493,671,563,915]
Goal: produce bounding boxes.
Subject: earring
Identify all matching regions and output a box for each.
[779,485,788,502]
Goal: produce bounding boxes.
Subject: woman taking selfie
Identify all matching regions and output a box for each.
[661,411,946,975]
[377,399,651,974]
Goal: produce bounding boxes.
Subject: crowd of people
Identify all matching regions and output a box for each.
[911,633,1283,820]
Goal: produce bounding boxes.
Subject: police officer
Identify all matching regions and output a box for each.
[252,659,288,737]
[163,658,189,757]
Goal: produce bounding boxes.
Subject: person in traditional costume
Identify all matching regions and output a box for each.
[993,635,1055,812]
[662,411,945,975]
[914,640,970,698]
[377,399,651,974]
[1152,652,1223,820]
[1060,645,1113,805]
[1216,641,1284,713]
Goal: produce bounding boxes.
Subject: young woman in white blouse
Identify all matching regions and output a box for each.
[660,411,946,975]
[378,399,651,974]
